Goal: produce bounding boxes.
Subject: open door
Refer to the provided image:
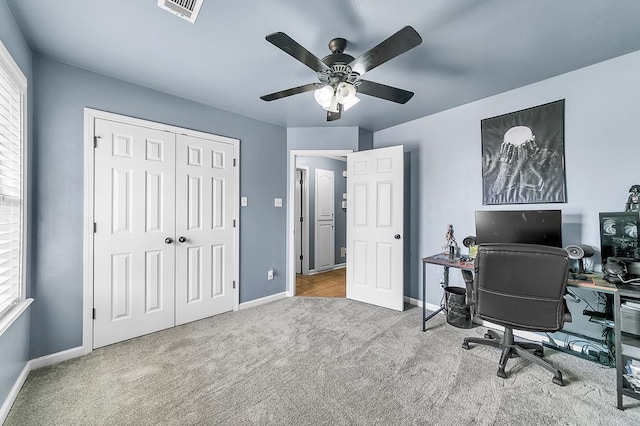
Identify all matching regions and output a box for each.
[346,145,404,311]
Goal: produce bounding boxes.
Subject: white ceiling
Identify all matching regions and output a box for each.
[7,0,640,132]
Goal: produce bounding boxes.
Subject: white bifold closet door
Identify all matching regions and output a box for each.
[174,134,235,325]
[93,118,235,348]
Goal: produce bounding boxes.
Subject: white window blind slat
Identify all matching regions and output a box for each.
[0,40,25,319]
[0,294,17,315]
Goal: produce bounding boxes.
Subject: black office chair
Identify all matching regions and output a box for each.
[462,243,572,385]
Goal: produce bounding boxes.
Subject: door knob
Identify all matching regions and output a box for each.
[178,236,187,243]
[165,237,174,244]
[394,234,401,240]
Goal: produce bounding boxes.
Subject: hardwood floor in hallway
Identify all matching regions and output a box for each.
[296,268,346,298]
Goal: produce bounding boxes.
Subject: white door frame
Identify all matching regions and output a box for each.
[82,108,240,355]
[295,166,310,275]
[287,150,351,297]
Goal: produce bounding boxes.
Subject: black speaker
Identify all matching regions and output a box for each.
[565,244,595,274]
[565,244,595,260]
[462,236,476,248]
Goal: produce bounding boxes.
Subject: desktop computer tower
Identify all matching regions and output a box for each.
[599,211,640,280]
[599,212,640,262]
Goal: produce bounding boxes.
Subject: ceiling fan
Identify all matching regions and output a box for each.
[260,26,423,121]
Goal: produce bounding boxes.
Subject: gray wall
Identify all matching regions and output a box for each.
[0,0,32,407]
[29,55,287,359]
[287,127,360,152]
[296,156,347,270]
[358,128,373,151]
[374,49,640,338]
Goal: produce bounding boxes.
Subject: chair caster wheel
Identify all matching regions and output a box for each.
[497,369,507,379]
[552,374,564,386]
[484,333,494,339]
[462,341,470,350]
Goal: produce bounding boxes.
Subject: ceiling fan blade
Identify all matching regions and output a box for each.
[266,32,331,73]
[260,83,321,101]
[327,104,342,121]
[348,26,422,76]
[357,80,414,104]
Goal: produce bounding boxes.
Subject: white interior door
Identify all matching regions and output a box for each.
[175,134,235,325]
[93,118,176,348]
[315,221,335,271]
[316,168,334,221]
[346,145,404,311]
[315,168,334,272]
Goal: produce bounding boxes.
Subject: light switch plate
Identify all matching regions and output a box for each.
[274,198,283,207]
[241,197,248,206]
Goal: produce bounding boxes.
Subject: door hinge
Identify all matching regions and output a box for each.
[92,308,96,320]
[299,255,303,260]
[233,281,236,289]
[233,219,236,227]
[299,216,303,222]
[93,222,97,233]
[93,135,101,148]
[233,158,237,167]
[299,179,303,185]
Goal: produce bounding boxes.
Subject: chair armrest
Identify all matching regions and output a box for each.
[461,270,475,307]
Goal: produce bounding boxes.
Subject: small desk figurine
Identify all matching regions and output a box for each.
[442,224,458,259]
[626,185,640,212]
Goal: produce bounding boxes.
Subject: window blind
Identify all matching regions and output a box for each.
[0,54,23,316]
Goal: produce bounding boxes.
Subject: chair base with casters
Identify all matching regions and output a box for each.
[462,327,564,386]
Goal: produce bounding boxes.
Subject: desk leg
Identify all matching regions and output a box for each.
[422,261,426,331]
[614,291,623,409]
[423,263,447,331]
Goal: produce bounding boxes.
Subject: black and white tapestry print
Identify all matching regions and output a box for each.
[481,99,567,205]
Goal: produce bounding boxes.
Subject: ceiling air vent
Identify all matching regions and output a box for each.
[157,0,204,23]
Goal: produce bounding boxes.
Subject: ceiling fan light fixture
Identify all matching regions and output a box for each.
[335,82,357,104]
[342,95,360,111]
[323,95,340,113]
[314,85,334,108]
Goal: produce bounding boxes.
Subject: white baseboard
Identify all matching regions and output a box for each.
[28,346,83,371]
[0,345,83,424]
[239,292,287,310]
[404,296,442,313]
[0,362,30,424]
[308,264,346,276]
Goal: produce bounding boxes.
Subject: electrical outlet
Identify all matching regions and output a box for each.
[267,269,274,280]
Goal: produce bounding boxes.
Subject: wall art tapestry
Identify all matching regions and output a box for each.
[481,99,566,205]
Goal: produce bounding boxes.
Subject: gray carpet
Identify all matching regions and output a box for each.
[6,297,640,425]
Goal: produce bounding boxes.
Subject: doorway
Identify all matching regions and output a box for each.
[288,146,405,311]
[289,150,351,298]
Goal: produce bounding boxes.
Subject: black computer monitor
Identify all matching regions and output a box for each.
[475,209,563,248]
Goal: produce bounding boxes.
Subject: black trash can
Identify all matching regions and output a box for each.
[444,286,472,329]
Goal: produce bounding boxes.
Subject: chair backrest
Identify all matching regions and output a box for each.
[474,243,570,332]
